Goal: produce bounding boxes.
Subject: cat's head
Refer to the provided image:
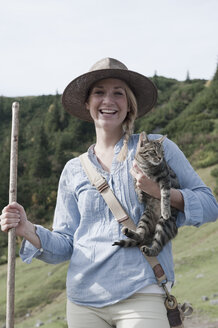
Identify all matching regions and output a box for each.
[135,131,167,166]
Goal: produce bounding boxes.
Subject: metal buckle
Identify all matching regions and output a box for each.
[162,282,177,307]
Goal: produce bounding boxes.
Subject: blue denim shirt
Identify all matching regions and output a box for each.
[20,134,218,307]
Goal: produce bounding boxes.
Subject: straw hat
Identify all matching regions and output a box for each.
[62,57,157,122]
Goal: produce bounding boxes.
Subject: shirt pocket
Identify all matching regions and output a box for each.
[78,187,107,221]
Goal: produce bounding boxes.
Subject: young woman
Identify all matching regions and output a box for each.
[1,58,218,328]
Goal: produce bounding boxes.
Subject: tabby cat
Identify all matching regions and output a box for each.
[113,131,180,257]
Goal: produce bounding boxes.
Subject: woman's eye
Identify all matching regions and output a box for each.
[94,90,104,95]
[115,91,124,96]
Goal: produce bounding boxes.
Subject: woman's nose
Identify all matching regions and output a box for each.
[102,93,114,104]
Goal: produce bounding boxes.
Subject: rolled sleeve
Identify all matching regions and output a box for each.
[163,138,218,228]
[19,224,74,264]
[177,188,203,227]
[19,238,43,264]
[177,187,218,227]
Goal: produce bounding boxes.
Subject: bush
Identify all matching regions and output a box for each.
[211,167,218,177]
[196,151,218,168]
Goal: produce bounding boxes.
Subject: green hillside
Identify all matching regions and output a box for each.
[0,68,218,326]
[173,221,218,320]
[0,258,69,327]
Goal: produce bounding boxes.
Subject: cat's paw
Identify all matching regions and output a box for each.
[121,227,129,235]
[112,240,125,247]
[140,245,159,257]
[121,227,140,240]
[112,238,139,248]
[140,245,149,255]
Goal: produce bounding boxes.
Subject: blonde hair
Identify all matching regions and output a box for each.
[117,84,138,162]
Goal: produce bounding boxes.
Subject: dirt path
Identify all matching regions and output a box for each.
[184,315,218,328]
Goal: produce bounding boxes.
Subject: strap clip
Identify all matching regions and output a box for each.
[95,177,109,193]
[116,215,129,223]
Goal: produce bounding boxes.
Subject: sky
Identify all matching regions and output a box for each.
[1,0,218,97]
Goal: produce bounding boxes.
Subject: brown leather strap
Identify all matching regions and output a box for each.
[79,152,167,284]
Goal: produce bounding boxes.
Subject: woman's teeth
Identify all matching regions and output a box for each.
[100,109,117,114]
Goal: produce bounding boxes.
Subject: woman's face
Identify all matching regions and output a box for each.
[86,78,129,131]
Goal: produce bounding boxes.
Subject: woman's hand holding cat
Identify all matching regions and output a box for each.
[130,161,184,212]
[130,160,161,199]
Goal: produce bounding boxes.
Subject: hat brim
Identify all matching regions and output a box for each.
[62,69,157,122]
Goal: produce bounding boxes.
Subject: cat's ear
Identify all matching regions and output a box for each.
[140,131,149,144]
[158,135,167,144]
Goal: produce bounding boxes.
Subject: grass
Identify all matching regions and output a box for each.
[0,259,68,327]
[196,164,218,192]
[172,166,218,320]
[15,292,68,328]
[172,221,218,319]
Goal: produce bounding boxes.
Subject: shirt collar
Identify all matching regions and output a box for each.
[87,135,125,174]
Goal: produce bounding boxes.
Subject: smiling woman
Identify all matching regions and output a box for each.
[1,57,218,328]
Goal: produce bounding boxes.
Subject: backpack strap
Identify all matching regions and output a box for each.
[79,152,167,285]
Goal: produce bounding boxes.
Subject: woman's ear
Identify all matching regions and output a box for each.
[85,102,90,110]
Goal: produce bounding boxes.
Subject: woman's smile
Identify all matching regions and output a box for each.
[99,108,118,115]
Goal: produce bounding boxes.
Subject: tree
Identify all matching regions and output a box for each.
[212,61,218,81]
[30,125,51,178]
[185,70,190,82]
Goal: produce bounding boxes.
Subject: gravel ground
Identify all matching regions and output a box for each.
[184,315,218,328]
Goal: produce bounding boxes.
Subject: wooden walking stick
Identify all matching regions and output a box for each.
[6,102,19,328]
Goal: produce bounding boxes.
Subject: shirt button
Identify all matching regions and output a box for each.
[39,248,43,253]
